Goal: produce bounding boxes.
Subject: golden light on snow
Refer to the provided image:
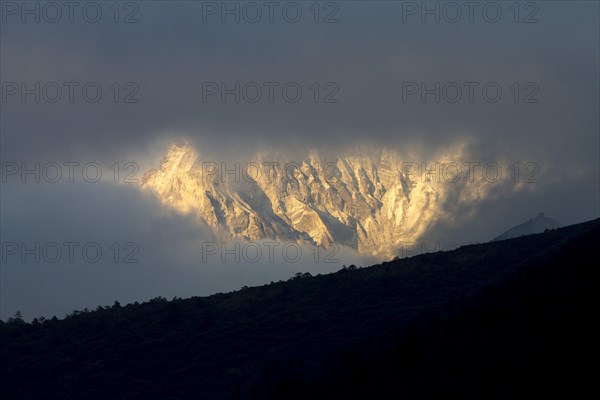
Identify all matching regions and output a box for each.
[140,142,520,259]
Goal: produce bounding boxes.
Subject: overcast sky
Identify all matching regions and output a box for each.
[1,1,598,320]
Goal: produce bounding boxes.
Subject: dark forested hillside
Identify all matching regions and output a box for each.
[1,219,598,399]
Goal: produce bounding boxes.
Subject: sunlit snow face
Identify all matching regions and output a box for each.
[140,141,526,259]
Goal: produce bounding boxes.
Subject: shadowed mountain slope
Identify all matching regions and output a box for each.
[1,218,597,399]
[492,212,560,241]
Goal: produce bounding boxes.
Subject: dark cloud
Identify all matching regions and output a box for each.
[2,2,598,158]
